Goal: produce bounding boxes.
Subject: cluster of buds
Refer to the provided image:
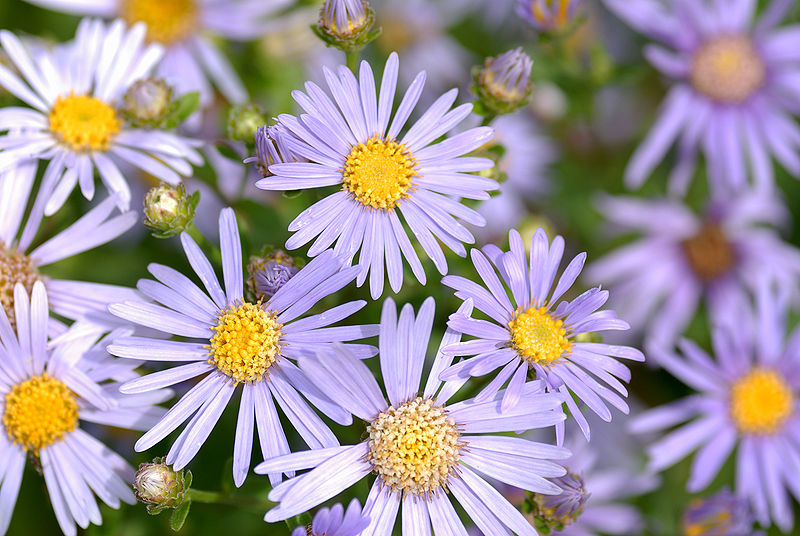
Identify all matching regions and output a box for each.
[246,249,301,302]
[134,458,192,515]
[143,183,199,238]
[120,78,200,128]
[516,0,584,33]
[473,48,534,117]
[312,0,380,53]
[227,104,267,144]
[527,472,589,534]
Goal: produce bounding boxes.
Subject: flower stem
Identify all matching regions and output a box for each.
[480,113,497,127]
[186,488,275,510]
[186,222,222,266]
[345,49,361,72]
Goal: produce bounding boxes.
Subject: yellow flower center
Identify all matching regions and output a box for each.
[682,223,735,282]
[509,306,572,364]
[342,136,418,210]
[121,0,199,44]
[730,368,794,435]
[3,374,79,454]
[49,93,120,152]
[0,242,40,331]
[691,36,765,103]
[367,396,462,497]
[208,302,282,384]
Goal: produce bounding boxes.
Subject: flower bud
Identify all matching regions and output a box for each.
[681,489,754,536]
[244,125,299,177]
[474,48,533,116]
[143,183,198,238]
[121,78,173,126]
[314,0,378,53]
[530,472,589,532]
[247,249,300,301]
[134,458,190,514]
[227,104,267,143]
[516,0,584,33]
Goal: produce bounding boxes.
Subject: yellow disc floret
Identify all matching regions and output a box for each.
[367,396,462,497]
[208,302,282,384]
[3,374,79,453]
[49,93,120,152]
[509,306,572,364]
[0,242,40,331]
[730,368,794,435]
[342,135,418,210]
[121,0,199,44]
[691,36,765,103]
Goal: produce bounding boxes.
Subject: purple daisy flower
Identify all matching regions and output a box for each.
[605,0,800,195]
[440,228,644,442]
[291,499,368,536]
[630,279,800,532]
[586,193,800,346]
[255,52,497,299]
[256,297,570,535]
[107,208,378,487]
[0,282,170,535]
[682,489,758,536]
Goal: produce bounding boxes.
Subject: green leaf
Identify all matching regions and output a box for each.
[168,92,201,127]
[170,500,191,532]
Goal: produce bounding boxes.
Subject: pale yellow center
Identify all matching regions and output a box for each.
[691,36,765,103]
[0,242,39,331]
[682,223,735,282]
[509,306,571,364]
[367,397,462,496]
[121,0,199,44]
[208,302,282,384]
[49,93,120,152]
[4,374,79,453]
[342,136,418,210]
[730,368,793,435]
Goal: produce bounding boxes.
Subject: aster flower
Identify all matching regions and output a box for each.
[0,161,143,331]
[586,193,800,346]
[256,52,496,298]
[0,282,170,535]
[0,19,202,214]
[256,296,570,535]
[440,228,644,442]
[292,499,368,536]
[604,0,800,195]
[682,489,758,536]
[107,208,378,486]
[19,0,290,108]
[517,0,584,33]
[630,279,800,532]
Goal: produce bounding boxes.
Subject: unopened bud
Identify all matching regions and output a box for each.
[313,0,379,53]
[227,104,267,143]
[134,458,191,514]
[122,78,172,126]
[681,489,754,536]
[474,48,533,116]
[244,125,299,177]
[247,249,301,301]
[530,472,589,533]
[517,0,584,33]
[143,183,198,238]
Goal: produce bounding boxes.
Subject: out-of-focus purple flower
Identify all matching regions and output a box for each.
[604,0,800,196]
[682,489,756,536]
[630,279,800,532]
[532,472,590,531]
[587,193,800,346]
[517,0,584,32]
[291,500,368,536]
[441,228,644,442]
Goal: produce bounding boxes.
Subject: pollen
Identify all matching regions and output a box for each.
[0,242,40,331]
[3,374,79,454]
[691,36,765,103]
[121,0,199,44]
[49,93,120,152]
[208,302,282,384]
[367,396,463,497]
[509,306,572,364]
[682,223,735,282]
[342,136,418,210]
[730,368,794,435]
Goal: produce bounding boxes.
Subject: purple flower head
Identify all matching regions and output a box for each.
[587,193,800,346]
[320,0,370,37]
[291,499,368,536]
[257,297,571,535]
[255,52,497,299]
[244,124,302,178]
[682,489,755,536]
[247,249,300,301]
[108,208,379,487]
[532,472,590,529]
[516,0,584,32]
[630,278,800,532]
[604,0,800,195]
[440,227,644,443]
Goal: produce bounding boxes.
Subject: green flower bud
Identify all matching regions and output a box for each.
[121,78,173,127]
[143,183,199,238]
[313,0,380,53]
[473,48,534,117]
[227,104,267,144]
[134,458,192,514]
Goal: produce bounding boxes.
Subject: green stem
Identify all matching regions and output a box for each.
[186,489,275,510]
[345,48,361,72]
[186,222,222,266]
[480,112,497,127]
